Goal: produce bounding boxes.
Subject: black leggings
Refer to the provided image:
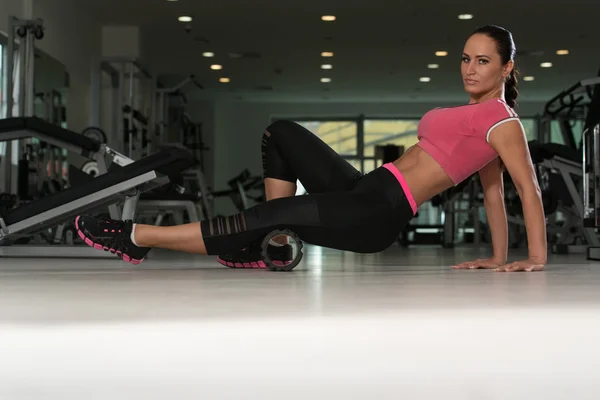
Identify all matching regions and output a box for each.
[200,120,416,255]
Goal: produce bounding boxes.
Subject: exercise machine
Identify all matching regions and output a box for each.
[89,57,154,159]
[153,75,202,147]
[0,145,194,258]
[541,75,600,150]
[504,73,600,255]
[147,76,213,219]
[581,71,600,260]
[506,140,600,254]
[89,65,214,225]
[211,169,265,213]
[1,15,44,195]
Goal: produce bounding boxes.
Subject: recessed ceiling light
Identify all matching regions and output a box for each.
[220,77,230,83]
[203,52,214,57]
[435,51,448,57]
[523,76,535,81]
[178,16,192,22]
[210,64,223,70]
[458,14,473,20]
[167,0,178,2]
[556,49,569,55]
[420,77,431,82]
[321,51,334,57]
[321,77,332,83]
[322,15,336,21]
[428,64,439,69]
[321,64,333,69]
[541,62,553,68]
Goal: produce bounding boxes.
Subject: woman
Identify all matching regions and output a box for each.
[76,25,547,272]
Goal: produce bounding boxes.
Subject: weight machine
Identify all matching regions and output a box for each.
[542,75,600,149]
[89,57,153,159]
[526,75,600,254]
[1,16,44,195]
[153,76,209,169]
[154,75,202,143]
[515,71,600,257]
[581,71,600,260]
[151,75,213,218]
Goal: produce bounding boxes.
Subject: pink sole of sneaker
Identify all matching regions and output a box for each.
[75,216,144,265]
[216,257,292,269]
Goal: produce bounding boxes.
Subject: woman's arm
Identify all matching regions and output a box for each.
[487,120,547,265]
[478,157,508,264]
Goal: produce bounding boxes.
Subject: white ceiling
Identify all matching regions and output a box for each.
[83,0,600,104]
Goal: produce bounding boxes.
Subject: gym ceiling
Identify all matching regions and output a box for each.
[84,0,600,103]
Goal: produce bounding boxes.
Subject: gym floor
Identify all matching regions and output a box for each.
[0,245,599,399]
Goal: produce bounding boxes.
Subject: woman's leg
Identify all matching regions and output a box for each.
[219,120,364,261]
[75,121,384,264]
[106,189,404,255]
[76,168,414,264]
[134,222,206,253]
[262,120,362,196]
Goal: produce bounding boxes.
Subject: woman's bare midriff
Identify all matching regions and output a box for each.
[391,145,456,207]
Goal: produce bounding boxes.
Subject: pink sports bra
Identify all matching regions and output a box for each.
[416,98,520,185]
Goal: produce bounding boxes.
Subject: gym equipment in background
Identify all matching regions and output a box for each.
[87,65,214,227]
[180,113,209,172]
[153,76,203,148]
[581,70,600,260]
[1,15,45,196]
[0,116,189,257]
[89,57,154,160]
[212,169,265,213]
[542,74,600,150]
[506,140,599,254]
[0,144,195,258]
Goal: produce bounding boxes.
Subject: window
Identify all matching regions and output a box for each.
[364,119,420,157]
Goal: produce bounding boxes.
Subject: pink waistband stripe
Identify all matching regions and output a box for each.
[382,163,418,215]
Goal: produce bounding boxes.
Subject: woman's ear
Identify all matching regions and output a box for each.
[504,60,515,78]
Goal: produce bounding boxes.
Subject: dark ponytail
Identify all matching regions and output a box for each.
[471,25,519,108]
[504,68,519,108]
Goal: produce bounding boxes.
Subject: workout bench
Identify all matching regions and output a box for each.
[0,118,194,258]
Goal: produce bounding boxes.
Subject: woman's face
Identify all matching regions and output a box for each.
[461,33,513,99]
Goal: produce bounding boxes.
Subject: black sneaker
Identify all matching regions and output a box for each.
[75,215,150,265]
[217,240,294,269]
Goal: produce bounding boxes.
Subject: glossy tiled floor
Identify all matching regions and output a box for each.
[1,244,599,399]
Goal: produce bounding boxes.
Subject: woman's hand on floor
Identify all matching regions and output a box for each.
[493,259,545,272]
[451,258,504,270]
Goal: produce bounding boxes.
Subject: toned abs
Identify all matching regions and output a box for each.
[392,145,456,207]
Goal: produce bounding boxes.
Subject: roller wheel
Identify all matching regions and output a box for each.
[260,229,303,271]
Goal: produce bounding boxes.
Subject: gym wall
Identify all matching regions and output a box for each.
[188,99,546,215]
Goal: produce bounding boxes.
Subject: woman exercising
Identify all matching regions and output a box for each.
[76,25,547,272]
